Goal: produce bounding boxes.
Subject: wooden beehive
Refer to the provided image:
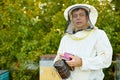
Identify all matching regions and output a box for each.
[40,54,62,80]
[0,70,9,80]
[40,66,62,80]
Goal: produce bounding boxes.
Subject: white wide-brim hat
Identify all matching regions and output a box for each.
[64,4,98,28]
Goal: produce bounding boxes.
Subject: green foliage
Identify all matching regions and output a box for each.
[9,69,39,80]
[103,62,116,80]
[0,0,120,80]
[0,0,41,79]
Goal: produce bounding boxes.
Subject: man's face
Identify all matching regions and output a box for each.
[71,9,89,30]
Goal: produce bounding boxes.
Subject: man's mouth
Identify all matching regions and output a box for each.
[76,22,82,24]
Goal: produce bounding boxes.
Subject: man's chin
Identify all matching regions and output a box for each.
[76,25,83,29]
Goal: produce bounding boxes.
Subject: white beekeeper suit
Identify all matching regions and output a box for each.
[54,4,113,80]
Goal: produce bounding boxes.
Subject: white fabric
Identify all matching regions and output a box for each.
[54,28,113,80]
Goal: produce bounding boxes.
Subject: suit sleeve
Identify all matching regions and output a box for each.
[81,30,113,70]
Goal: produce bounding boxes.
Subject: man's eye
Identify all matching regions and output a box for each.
[72,15,77,18]
[79,13,85,16]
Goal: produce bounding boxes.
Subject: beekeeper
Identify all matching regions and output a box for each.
[54,4,113,80]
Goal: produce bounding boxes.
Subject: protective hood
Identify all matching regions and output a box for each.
[64,4,98,34]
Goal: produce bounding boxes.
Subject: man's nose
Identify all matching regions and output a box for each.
[76,15,81,20]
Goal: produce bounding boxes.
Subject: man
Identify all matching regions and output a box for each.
[54,4,112,80]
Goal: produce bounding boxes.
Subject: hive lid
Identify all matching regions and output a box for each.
[40,54,56,60]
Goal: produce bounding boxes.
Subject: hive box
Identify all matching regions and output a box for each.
[0,70,9,80]
[40,66,61,80]
[40,54,62,80]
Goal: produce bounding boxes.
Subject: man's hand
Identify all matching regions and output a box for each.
[66,55,82,67]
